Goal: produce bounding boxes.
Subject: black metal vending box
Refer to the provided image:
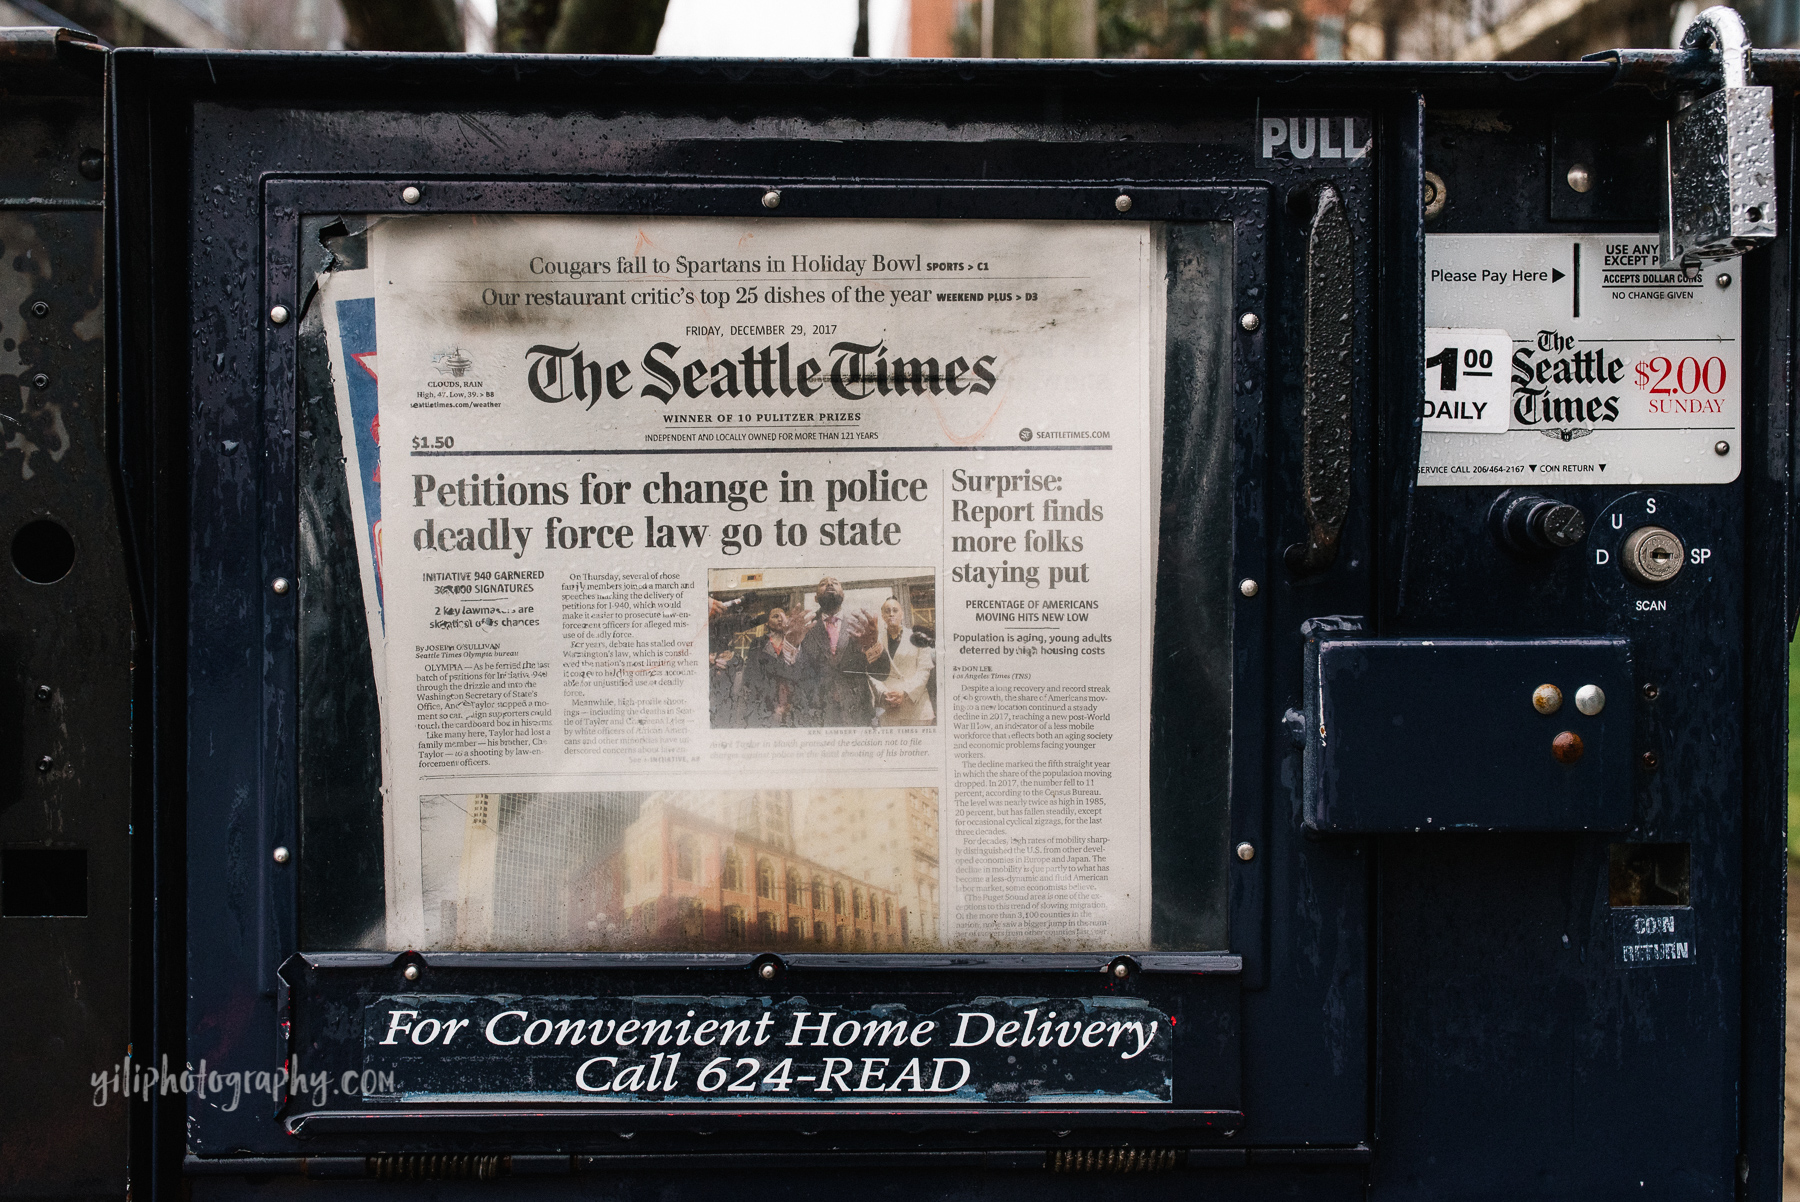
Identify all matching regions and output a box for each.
[0,26,131,1202]
[90,11,1798,1200]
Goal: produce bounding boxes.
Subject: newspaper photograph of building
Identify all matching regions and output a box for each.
[423,787,940,951]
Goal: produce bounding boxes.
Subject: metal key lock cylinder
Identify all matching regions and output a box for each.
[1587,492,1716,613]
[1618,525,1686,586]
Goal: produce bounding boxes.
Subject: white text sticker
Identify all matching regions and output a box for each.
[1418,235,1740,487]
[1423,328,1510,433]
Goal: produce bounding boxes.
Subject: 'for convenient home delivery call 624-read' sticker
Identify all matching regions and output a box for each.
[1419,234,1740,487]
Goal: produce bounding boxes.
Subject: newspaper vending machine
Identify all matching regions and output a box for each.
[1,9,1797,1200]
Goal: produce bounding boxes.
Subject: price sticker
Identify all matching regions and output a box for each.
[1418,234,1740,487]
[1422,328,1511,433]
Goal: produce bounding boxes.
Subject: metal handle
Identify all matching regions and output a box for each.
[1286,184,1354,577]
[1680,6,1750,90]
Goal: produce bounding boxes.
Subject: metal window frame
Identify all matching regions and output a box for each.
[168,177,1289,1146]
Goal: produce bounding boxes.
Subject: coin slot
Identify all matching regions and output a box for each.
[1608,842,1689,907]
[1,848,87,916]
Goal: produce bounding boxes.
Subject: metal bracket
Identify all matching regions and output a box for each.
[1663,5,1776,265]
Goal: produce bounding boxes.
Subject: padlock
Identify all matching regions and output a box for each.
[1663,5,1777,264]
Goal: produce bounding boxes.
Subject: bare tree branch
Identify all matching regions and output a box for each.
[496,0,562,52]
[339,0,463,51]
[544,0,671,53]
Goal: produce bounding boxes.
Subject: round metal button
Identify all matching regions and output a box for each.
[402,186,421,205]
[1532,684,1563,715]
[1114,194,1132,212]
[1235,842,1256,862]
[761,190,781,209]
[1574,684,1605,716]
[272,846,290,863]
[1552,731,1584,764]
[1239,312,1261,333]
[1239,578,1259,597]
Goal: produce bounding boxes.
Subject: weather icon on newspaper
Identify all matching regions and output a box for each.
[434,347,473,378]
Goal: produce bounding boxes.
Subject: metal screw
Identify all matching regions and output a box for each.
[1641,750,1660,770]
[35,684,50,703]
[1566,163,1592,193]
[758,962,777,980]
[30,301,48,318]
[402,186,421,205]
[1716,272,1733,289]
[1235,842,1255,862]
[404,964,421,981]
[269,305,289,325]
[1423,170,1448,219]
[1240,312,1261,333]
[31,372,48,389]
[36,755,52,773]
[1112,961,1130,979]
[1642,682,1659,700]
[272,846,290,863]
[1114,194,1132,213]
[271,577,291,595]
[1574,684,1605,716]
[1715,440,1731,456]
[1239,578,1259,597]
[761,190,781,210]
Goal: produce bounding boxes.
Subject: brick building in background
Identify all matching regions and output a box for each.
[575,792,910,950]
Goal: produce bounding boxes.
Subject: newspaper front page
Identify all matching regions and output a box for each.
[368,215,1163,953]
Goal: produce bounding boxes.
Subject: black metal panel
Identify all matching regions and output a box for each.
[0,26,127,1202]
[1306,638,1634,833]
[1376,78,1757,1202]
[1737,87,1794,1202]
[1549,111,1665,225]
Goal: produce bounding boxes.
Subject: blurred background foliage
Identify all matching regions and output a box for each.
[1094,0,1311,61]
